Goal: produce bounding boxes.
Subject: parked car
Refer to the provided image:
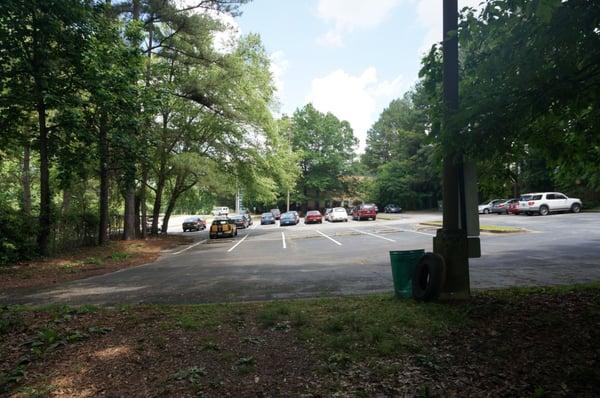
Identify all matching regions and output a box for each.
[478,199,503,214]
[260,212,276,225]
[507,199,521,215]
[490,199,509,214]
[279,212,297,226]
[324,208,333,221]
[384,204,402,213]
[229,214,249,229]
[518,192,582,216]
[304,210,323,224]
[209,217,237,239]
[146,216,163,232]
[494,198,519,215]
[329,207,348,222]
[270,208,281,220]
[240,211,253,226]
[291,211,300,224]
[182,216,206,232]
[211,206,229,216]
[352,204,377,221]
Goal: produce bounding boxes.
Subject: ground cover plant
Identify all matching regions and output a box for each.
[1,283,598,397]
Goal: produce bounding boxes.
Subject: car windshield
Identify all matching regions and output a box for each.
[281,213,294,219]
[262,213,272,218]
[184,217,198,222]
[307,211,320,216]
[362,205,375,210]
[333,208,346,212]
[230,216,242,220]
[212,219,229,225]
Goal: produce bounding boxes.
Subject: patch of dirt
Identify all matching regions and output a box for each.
[0,236,190,292]
[2,307,319,398]
[1,288,598,397]
[325,290,600,397]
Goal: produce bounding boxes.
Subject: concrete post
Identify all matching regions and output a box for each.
[433,0,474,300]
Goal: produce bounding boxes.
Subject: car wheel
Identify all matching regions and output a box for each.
[571,203,581,213]
[539,205,549,216]
[483,208,490,214]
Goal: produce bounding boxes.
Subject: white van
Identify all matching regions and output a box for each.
[211,206,229,216]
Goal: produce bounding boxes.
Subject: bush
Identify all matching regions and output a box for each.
[0,206,38,266]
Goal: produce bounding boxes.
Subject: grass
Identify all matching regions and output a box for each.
[253,295,469,363]
[1,283,599,396]
[419,220,524,233]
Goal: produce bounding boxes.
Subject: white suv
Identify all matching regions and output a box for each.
[211,206,229,216]
[518,192,582,216]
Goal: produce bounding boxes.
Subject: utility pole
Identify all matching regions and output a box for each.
[433,0,480,300]
[286,189,290,212]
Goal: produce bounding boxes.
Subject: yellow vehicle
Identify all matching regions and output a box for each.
[209,217,237,239]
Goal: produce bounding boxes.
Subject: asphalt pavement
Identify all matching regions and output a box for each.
[2,211,599,305]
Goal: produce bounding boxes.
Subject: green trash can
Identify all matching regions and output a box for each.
[389,249,425,298]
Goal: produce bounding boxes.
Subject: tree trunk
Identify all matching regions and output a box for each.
[21,143,32,216]
[140,164,148,238]
[134,193,141,237]
[315,190,321,210]
[98,112,109,245]
[151,171,165,235]
[37,98,51,256]
[123,184,136,240]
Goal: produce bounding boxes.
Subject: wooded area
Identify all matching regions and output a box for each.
[1,0,599,265]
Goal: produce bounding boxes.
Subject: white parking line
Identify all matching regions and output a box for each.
[173,239,207,255]
[386,227,435,237]
[351,228,396,242]
[282,232,287,249]
[227,234,250,253]
[316,230,342,246]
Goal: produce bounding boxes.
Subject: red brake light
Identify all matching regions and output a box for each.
[528,201,535,205]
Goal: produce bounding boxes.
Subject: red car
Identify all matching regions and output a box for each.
[304,210,323,224]
[352,204,377,221]
[507,199,520,215]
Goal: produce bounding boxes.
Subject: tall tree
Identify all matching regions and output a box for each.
[291,104,357,209]
[0,0,93,255]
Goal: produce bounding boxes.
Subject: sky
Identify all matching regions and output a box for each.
[228,0,483,151]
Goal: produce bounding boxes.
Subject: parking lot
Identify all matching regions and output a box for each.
[3,211,600,305]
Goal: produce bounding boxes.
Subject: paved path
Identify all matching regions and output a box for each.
[2,212,599,305]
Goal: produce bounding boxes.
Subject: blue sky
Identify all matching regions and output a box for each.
[229,0,481,150]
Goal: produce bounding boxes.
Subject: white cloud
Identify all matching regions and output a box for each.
[414,0,485,56]
[315,0,404,46]
[269,50,289,113]
[175,0,242,52]
[306,67,407,152]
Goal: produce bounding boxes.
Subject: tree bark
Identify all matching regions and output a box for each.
[98,112,110,245]
[36,98,51,256]
[123,184,136,240]
[21,143,32,216]
[140,164,148,238]
[134,193,141,237]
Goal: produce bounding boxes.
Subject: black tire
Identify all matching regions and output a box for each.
[483,208,490,214]
[539,205,549,216]
[571,203,581,213]
[412,252,445,302]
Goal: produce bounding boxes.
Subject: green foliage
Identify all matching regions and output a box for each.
[290,104,357,207]
[419,0,600,196]
[362,94,442,210]
[0,206,38,265]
